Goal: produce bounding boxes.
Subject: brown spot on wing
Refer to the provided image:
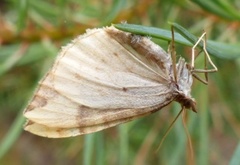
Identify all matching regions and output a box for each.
[122,87,128,92]
[24,81,59,113]
[26,95,47,111]
[113,52,119,57]
[105,27,168,71]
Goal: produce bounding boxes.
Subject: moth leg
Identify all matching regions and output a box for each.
[169,26,178,83]
[190,32,218,84]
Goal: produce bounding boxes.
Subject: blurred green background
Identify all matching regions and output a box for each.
[0,0,240,165]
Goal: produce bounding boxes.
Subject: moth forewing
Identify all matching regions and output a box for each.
[24,26,177,138]
[23,25,216,138]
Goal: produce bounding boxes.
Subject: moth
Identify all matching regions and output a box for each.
[23,25,217,138]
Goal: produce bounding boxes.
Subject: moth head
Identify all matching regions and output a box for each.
[182,97,197,113]
[174,93,197,113]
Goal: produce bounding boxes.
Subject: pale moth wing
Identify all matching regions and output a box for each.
[24,26,195,138]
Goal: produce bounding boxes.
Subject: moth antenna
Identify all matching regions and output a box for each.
[190,32,218,84]
[182,107,195,165]
[170,26,178,83]
[155,107,184,153]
